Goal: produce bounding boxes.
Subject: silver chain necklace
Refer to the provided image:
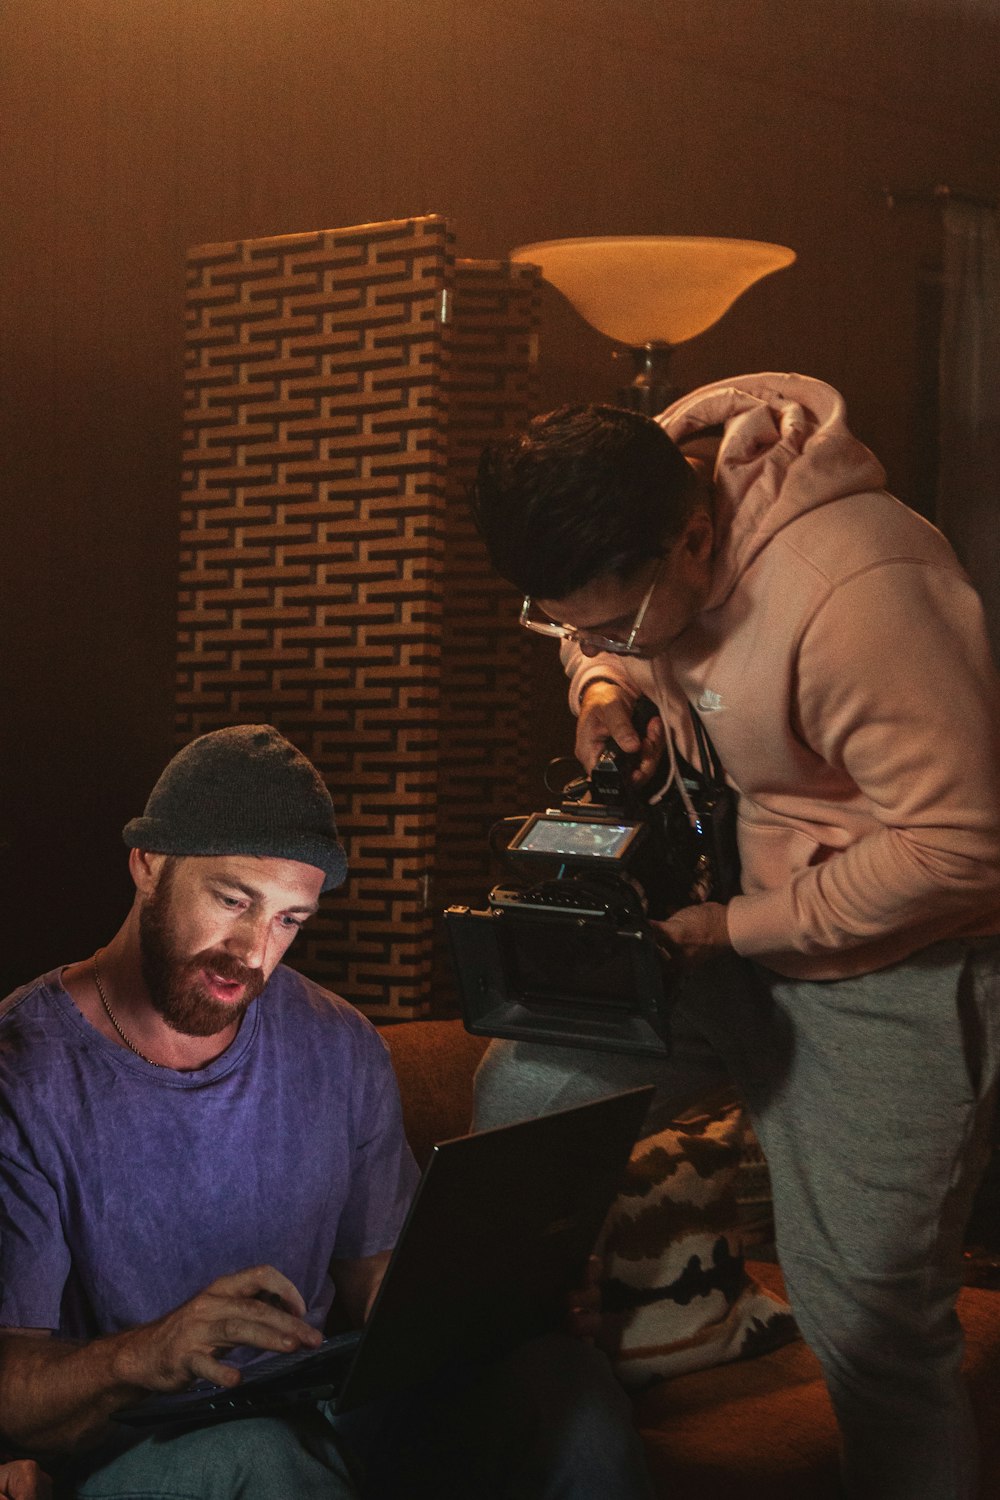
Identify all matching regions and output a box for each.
[92,948,165,1068]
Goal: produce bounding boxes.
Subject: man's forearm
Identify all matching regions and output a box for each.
[0,1333,144,1454]
[1,1265,327,1455]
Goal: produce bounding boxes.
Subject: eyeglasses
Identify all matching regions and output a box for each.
[519,559,664,658]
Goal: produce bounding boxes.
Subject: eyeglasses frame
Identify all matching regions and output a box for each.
[519,556,665,658]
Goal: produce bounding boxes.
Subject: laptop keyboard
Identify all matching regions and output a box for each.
[225,1328,361,1389]
[119,1328,365,1422]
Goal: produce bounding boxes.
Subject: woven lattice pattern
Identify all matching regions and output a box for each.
[177,217,538,1016]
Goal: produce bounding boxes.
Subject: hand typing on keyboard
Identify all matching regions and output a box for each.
[109,1264,324,1396]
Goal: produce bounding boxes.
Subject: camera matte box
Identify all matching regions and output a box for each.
[444,903,671,1056]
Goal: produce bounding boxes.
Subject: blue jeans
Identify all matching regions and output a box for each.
[59,1406,356,1499]
[60,1334,654,1499]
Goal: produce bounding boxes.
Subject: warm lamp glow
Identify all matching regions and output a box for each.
[509,236,796,346]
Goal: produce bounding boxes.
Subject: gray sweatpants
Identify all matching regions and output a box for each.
[472,941,1000,1500]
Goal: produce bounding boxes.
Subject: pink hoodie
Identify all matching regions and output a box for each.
[564,373,1000,979]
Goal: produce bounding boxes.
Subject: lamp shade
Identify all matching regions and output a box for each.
[509,236,796,346]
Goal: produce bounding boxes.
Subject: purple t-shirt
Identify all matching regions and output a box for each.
[0,965,418,1339]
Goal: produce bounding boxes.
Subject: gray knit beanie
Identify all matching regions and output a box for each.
[122,725,348,892]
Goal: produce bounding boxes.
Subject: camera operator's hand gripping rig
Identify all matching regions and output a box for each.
[444,698,739,1057]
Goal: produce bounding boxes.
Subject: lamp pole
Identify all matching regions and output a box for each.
[618,341,680,414]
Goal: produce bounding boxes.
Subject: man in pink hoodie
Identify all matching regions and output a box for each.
[469,374,1000,1500]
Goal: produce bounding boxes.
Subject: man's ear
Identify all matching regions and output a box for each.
[129,847,167,896]
[683,505,715,562]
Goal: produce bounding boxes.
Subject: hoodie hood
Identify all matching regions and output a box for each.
[658,373,888,611]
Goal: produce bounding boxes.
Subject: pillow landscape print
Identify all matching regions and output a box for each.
[596,1089,798,1389]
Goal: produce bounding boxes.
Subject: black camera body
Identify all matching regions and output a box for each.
[444,738,675,1057]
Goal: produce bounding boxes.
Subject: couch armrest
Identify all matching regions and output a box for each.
[377,1019,488,1166]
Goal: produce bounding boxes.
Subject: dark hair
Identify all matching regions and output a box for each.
[469,404,698,599]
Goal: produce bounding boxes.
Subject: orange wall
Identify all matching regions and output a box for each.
[2,0,997,982]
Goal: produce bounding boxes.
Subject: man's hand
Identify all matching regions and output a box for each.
[111,1265,322,1394]
[0,1267,320,1455]
[651,902,732,964]
[0,1460,50,1500]
[576,681,664,782]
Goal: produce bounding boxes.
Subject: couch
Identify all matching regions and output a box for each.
[378,1019,1000,1499]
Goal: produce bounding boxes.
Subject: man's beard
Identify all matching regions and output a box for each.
[138,863,266,1038]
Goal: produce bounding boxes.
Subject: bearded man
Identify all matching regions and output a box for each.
[0,725,651,1500]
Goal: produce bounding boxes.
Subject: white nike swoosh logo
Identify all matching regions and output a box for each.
[695,690,724,713]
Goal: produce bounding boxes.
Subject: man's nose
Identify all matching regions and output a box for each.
[227,911,269,970]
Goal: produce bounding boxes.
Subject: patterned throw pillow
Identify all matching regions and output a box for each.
[596,1089,798,1390]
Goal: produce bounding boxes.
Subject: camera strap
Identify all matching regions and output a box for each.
[688,702,725,785]
[647,700,741,908]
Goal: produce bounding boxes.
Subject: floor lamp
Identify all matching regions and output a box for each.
[510,236,796,412]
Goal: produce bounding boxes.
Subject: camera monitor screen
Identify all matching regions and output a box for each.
[509,814,643,863]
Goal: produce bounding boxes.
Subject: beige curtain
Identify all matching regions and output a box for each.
[936,200,1000,663]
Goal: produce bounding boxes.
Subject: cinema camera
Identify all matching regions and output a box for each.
[445,727,686,1058]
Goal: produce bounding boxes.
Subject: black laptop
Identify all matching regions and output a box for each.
[117,1085,653,1426]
